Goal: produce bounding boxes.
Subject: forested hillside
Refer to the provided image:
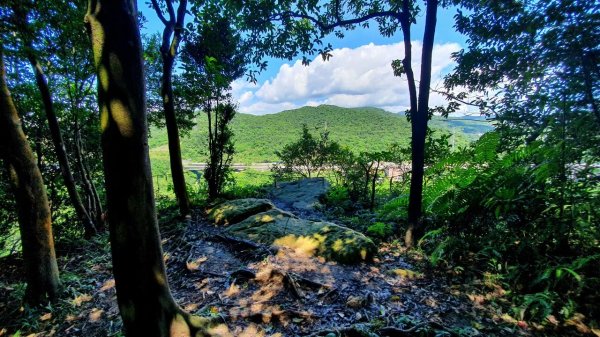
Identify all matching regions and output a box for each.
[149,105,485,166]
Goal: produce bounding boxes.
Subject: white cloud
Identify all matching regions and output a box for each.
[239,101,299,115]
[233,41,462,115]
[238,91,254,104]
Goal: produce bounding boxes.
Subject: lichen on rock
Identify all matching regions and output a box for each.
[225,209,377,264]
[206,198,274,226]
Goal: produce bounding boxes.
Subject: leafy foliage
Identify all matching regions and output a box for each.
[411,131,600,321]
[272,124,340,179]
[179,13,247,199]
[366,222,394,240]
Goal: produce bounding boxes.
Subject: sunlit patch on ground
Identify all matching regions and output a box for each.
[72,294,93,307]
[88,308,103,322]
[100,278,115,292]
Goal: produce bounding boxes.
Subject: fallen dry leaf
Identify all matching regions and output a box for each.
[88,308,103,322]
[72,294,92,307]
[100,279,115,292]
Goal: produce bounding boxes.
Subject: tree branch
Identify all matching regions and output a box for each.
[272,9,403,33]
[430,87,499,116]
[165,0,176,23]
[150,0,169,26]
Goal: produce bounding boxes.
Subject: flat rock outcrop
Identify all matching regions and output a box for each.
[224,208,377,264]
[270,178,330,211]
[206,198,274,226]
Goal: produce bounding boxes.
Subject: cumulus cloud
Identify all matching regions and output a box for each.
[233,41,462,115]
[238,101,299,115]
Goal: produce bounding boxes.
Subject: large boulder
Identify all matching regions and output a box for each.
[206,198,274,226]
[270,178,330,211]
[225,209,377,264]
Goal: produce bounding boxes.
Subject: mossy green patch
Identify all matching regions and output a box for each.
[225,209,377,264]
[206,198,274,226]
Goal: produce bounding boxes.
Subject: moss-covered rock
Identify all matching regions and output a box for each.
[270,178,330,211]
[225,209,377,264]
[206,198,274,226]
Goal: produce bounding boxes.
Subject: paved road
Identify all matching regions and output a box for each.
[183,162,275,172]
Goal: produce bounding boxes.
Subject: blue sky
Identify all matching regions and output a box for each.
[140,4,468,115]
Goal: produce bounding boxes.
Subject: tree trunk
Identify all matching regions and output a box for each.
[85,1,216,335]
[0,47,60,304]
[11,4,97,238]
[74,117,104,227]
[154,0,190,217]
[206,107,217,199]
[74,119,95,216]
[27,54,97,238]
[370,162,380,211]
[405,0,438,248]
[399,0,418,247]
[162,55,190,216]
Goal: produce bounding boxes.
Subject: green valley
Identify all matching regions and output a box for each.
[149,105,492,171]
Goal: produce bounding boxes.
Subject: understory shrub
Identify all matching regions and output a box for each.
[412,131,600,322]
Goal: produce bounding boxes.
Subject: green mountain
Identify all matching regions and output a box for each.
[149,105,492,172]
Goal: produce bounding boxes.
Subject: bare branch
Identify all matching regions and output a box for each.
[150,0,169,26]
[272,10,404,33]
[165,0,175,23]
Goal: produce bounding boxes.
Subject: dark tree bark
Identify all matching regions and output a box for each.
[405,0,438,248]
[27,53,97,238]
[10,5,98,238]
[151,0,190,217]
[74,117,104,226]
[0,46,60,303]
[85,0,216,335]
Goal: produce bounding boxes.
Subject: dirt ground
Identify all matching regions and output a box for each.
[0,208,539,337]
[0,193,590,336]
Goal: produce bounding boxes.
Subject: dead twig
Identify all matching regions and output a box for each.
[212,234,277,258]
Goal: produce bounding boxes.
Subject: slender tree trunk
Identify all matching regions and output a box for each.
[26,54,97,238]
[370,162,380,211]
[74,119,95,216]
[406,0,438,248]
[35,126,44,170]
[0,47,60,303]
[152,0,190,216]
[85,1,216,335]
[206,107,218,199]
[74,117,103,226]
[11,4,97,238]
[399,1,418,247]
[162,57,190,216]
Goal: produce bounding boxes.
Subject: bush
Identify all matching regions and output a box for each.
[366,222,394,240]
[413,131,600,322]
[272,124,340,179]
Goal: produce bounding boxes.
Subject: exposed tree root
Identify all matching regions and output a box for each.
[229,267,331,300]
[212,234,277,258]
[378,322,429,336]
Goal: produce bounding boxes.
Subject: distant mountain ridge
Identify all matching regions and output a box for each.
[149,105,493,166]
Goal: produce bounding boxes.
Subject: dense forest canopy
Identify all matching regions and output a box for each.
[0,0,598,336]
